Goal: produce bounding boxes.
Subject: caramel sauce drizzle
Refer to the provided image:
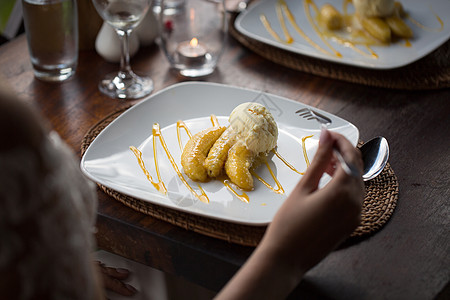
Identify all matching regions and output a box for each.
[260,0,443,60]
[273,150,304,175]
[210,115,220,127]
[320,27,379,58]
[277,2,295,44]
[131,123,209,203]
[303,0,343,57]
[130,145,167,195]
[407,7,444,33]
[282,0,335,57]
[130,115,314,204]
[260,15,280,42]
[342,0,351,15]
[302,134,314,167]
[260,2,295,44]
[176,120,191,152]
[272,134,313,175]
[222,178,250,203]
[252,160,285,194]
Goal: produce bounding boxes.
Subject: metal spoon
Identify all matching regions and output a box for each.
[360,137,389,181]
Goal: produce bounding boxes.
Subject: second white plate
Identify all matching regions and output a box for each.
[235,0,450,69]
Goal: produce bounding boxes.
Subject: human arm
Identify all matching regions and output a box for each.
[216,129,365,299]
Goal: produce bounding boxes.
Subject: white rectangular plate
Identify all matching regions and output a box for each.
[235,0,450,69]
[81,82,358,225]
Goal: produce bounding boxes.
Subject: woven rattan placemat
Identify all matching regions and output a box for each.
[81,107,399,246]
[229,14,450,90]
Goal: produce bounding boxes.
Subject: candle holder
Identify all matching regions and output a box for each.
[158,0,227,77]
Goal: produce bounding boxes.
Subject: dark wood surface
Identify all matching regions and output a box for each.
[1,32,449,299]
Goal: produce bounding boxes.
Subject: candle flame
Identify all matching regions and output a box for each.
[190,38,199,47]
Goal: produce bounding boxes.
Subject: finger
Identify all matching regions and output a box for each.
[326,167,365,211]
[324,156,337,176]
[324,138,365,205]
[299,128,334,194]
[331,132,363,172]
[316,131,365,204]
[102,275,137,297]
[94,260,105,267]
[99,265,130,280]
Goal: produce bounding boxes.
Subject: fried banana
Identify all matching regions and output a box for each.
[385,15,413,38]
[361,17,391,43]
[181,126,226,182]
[319,4,343,30]
[204,126,237,178]
[225,141,255,191]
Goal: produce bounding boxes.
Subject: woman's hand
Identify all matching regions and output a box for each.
[265,129,365,275]
[216,129,365,300]
[96,261,137,297]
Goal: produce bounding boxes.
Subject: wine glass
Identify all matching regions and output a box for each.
[92,0,153,99]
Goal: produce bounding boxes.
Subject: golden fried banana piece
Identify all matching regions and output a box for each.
[361,17,391,43]
[225,141,255,191]
[204,126,237,178]
[385,15,413,38]
[181,126,226,182]
[319,4,343,30]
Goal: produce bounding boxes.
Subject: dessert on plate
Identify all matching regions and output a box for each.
[319,0,412,43]
[181,102,278,191]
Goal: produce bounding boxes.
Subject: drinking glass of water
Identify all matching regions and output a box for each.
[22,0,78,82]
[92,0,153,99]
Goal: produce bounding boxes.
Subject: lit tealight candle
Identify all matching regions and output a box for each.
[176,37,207,65]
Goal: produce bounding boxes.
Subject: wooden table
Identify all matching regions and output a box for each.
[1,32,449,299]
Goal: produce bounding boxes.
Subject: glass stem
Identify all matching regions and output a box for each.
[116,29,133,76]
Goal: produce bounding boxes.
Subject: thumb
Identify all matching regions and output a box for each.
[299,129,334,193]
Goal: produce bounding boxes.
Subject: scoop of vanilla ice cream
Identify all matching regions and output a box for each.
[228,102,278,154]
[353,0,395,17]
